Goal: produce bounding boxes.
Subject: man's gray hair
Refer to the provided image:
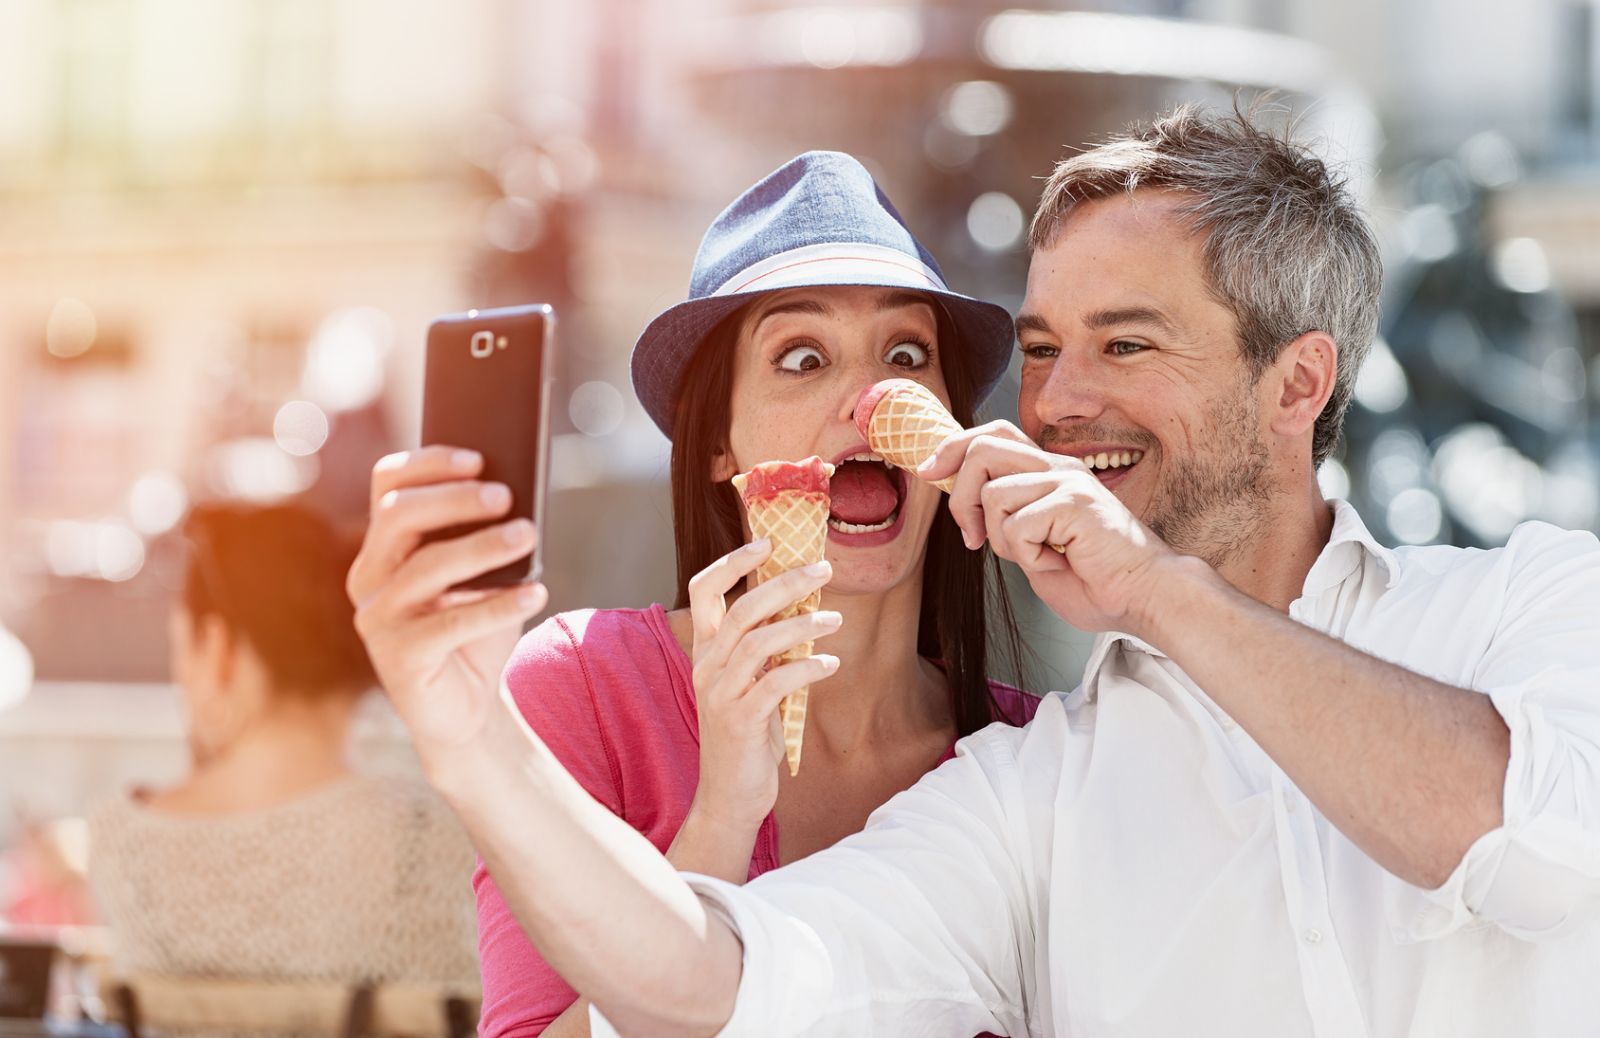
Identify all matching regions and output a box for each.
[1029,104,1383,467]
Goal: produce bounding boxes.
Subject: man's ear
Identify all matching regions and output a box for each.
[1268,331,1338,440]
[709,445,738,483]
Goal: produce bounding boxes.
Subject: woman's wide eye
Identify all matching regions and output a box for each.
[887,341,929,368]
[778,345,826,372]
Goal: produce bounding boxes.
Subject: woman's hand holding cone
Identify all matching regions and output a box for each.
[684,542,840,841]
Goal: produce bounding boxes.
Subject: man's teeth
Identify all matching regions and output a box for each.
[829,511,897,534]
[1080,450,1144,471]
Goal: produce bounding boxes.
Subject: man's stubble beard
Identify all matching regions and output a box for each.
[1144,378,1272,569]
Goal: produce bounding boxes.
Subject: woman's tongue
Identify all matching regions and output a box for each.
[830,463,899,525]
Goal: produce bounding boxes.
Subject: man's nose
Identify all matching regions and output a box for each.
[1032,348,1109,427]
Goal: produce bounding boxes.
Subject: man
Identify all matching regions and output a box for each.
[350,107,1600,1037]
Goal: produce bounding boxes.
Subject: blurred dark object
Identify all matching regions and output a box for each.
[0,938,53,1020]
[1338,140,1599,548]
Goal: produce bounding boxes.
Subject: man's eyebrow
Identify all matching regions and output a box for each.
[1083,306,1179,336]
[1015,312,1053,338]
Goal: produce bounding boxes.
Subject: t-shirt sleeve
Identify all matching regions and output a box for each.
[475,613,625,1037]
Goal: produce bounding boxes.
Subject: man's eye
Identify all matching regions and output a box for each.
[1021,343,1059,360]
[778,345,826,372]
[1109,340,1147,356]
[886,341,929,368]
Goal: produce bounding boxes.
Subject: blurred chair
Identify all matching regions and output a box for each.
[101,976,479,1038]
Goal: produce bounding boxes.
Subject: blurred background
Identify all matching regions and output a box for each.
[2,0,1598,929]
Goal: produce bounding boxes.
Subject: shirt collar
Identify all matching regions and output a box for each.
[1076,500,1399,702]
[1302,498,1401,597]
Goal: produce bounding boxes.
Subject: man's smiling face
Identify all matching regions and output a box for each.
[1017,188,1275,564]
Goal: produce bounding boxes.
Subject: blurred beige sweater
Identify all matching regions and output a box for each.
[88,773,479,987]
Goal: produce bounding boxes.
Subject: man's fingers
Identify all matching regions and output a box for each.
[1001,496,1080,571]
[351,480,514,603]
[370,447,483,515]
[405,581,548,662]
[946,435,1055,549]
[688,540,773,647]
[980,471,1099,563]
[917,420,1028,483]
[385,519,539,612]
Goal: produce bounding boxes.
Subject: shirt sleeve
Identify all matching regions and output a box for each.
[477,614,625,1037]
[592,716,1047,1038]
[1411,523,1600,942]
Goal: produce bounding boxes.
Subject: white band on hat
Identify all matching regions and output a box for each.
[711,241,948,298]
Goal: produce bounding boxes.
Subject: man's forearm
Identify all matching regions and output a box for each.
[426,690,743,1037]
[1146,557,1510,889]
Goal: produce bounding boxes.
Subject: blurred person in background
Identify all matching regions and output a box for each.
[88,502,477,993]
[350,152,1038,1036]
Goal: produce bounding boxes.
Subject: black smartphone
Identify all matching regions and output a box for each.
[420,303,554,590]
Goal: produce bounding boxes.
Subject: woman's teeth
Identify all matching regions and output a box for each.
[829,511,898,534]
[1081,450,1144,471]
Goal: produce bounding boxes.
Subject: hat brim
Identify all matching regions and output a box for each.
[631,281,1015,440]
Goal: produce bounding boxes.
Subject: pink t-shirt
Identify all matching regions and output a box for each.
[475,604,1039,1037]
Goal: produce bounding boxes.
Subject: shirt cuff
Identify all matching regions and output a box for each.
[590,872,832,1037]
[1397,669,1600,942]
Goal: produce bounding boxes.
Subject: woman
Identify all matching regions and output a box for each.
[351,152,1036,1036]
[89,502,478,993]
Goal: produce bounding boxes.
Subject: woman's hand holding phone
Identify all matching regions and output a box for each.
[667,544,839,880]
[347,446,549,762]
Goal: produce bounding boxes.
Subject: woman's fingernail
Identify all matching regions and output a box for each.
[453,449,482,470]
[916,456,934,472]
[747,538,771,553]
[819,655,841,670]
[503,518,534,545]
[804,561,831,577]
[482,483,511,509]
[818,611,843,626]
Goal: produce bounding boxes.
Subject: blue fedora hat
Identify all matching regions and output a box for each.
[631,151,1015,438]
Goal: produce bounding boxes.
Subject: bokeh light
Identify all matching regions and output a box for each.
[45,298,97,359]
[967,192,1024,252]
[273,400,331,457]
[569,381,626,438]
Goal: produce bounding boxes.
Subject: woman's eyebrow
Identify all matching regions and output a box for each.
[753,298,832,333]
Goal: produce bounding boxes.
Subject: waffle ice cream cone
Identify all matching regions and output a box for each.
[853,379,964,493]
[730,457,834,777]
[854,379,1069,555]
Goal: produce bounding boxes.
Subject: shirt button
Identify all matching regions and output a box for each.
[1303,928,1323,945]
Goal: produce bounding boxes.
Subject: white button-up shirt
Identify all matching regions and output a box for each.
[592,502,1600,1037]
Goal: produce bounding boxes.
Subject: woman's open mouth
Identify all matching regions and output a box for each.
[827,450,908,543]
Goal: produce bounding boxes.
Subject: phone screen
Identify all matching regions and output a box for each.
[420,304,553,589]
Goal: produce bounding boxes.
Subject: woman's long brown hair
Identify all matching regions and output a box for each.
[669,303,1026,735]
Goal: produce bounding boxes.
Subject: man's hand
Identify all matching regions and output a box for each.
[920,421,1178,639]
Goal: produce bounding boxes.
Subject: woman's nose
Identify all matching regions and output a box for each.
[836,373,874,428]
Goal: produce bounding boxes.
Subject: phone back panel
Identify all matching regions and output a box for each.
[420,304,553,588]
